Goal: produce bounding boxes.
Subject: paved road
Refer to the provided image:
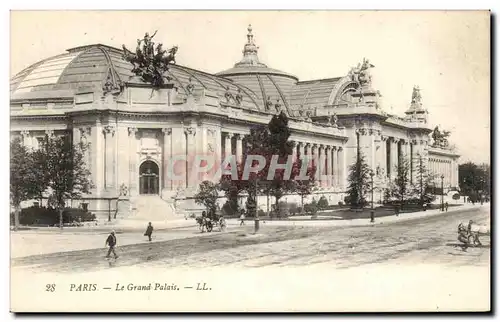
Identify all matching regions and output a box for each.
[12,205,490,273]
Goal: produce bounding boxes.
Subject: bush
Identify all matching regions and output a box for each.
[317,196,329,210]
[11,206,96,226]
[452,193,461,200]
[221,201,238,217]
[338,201,344,206]
[257,209,266,218]
[303,202,318,214]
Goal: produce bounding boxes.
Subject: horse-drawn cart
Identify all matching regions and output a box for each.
[196,214,227,233]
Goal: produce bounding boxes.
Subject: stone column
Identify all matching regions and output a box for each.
[338,147,345,191]
[390,138,400,179]
[162,128,172,192]
[79,127,91,176]
[73,127,81,148]
[235,134,243,164]
[103,125,116,192]
[291,141,297,163]
[92,121,104,195]
[326,146,332,188]
[317,145,324,187]
[311,144,318,182]
[20,130,30,148]
[380,136,388,177]
[331,146,338,188]
[224,132,233,162]
[128,127,138,195]
[298,142,305,161]
[304,143,311,169]
[116,126,129,190]
[185,127,196,189]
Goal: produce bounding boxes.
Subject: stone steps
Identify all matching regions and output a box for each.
[127,195,178,221]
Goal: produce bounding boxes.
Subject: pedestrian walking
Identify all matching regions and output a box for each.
[105,230,118,259]
[144,222,154,242]
[239,211,245,226]
[445,202,449,212]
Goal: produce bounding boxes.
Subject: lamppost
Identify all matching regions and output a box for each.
[462,178,466,203]
[440,174,444,211]
[254,177,260,233]
[370,170,375,223]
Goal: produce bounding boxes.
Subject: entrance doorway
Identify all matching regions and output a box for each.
[139,160,160,195]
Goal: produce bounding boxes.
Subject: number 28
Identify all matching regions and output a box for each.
[45,284,56,292]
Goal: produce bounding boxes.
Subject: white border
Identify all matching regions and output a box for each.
[2,1,497,321]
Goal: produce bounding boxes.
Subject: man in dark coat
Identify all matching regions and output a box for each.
[144,222,154,242]
[105,230,118,259]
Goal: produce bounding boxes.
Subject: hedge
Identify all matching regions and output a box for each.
[10,206,96,226]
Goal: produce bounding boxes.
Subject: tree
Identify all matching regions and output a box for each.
[31,148,52,204]
[194,181,220,220]
[413,154,435,207]
[392,157,411,207]
[294,156,317,211]
[256,112,298,213]
[10,138,38,230]
[346,147,371,209]
[459,162,489,196]
[41,135,92,229]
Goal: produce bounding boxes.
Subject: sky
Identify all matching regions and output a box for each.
[10,11,490,164]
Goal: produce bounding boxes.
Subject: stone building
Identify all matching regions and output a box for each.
[10,26,459,220]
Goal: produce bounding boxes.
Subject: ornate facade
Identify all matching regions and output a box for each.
[10,26,459,219]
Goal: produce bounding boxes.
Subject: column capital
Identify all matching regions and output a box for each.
[223,132,233,139]
[337,146,343,152]
[103,125,116,135]
[234,133,243,140]
[162,127,172,135]
[207,128,216,137]
[381,135,389,141]
[45,129,54,137]
[20,130,30,137]
[128,127,138,136]
[79,127,91,138]
[184,127,196,136]
[392,137,400,144]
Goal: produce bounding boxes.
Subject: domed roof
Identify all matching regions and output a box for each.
[216,25,299,114]
[10,44,262,110]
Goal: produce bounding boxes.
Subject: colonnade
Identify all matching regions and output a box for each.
[221,131,345,189]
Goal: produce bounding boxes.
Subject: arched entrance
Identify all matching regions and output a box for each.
[139,160,160,195]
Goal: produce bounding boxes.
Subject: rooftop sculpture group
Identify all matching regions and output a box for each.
[349,58,375,88]
[122,31,178,88]
[432,126,451,148]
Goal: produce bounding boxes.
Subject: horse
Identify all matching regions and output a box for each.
[161,46,178,66]
[122,45,142,72]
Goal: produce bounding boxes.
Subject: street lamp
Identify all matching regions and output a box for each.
[254,177,260,233]
[370,170,375,223]
[462,178,466,203]
[440,174,445,211]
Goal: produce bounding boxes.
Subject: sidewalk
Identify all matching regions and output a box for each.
[10,203,487,258]
[237,203,487,227]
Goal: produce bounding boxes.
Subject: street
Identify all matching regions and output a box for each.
[11,205,490,272]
